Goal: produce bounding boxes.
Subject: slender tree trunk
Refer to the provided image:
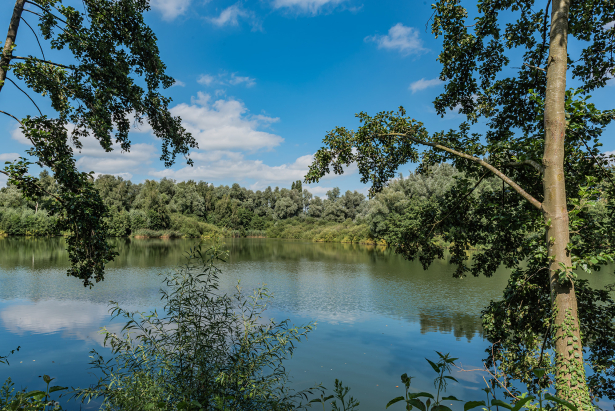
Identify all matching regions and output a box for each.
[0,0,25,94]
[543,0,591,409]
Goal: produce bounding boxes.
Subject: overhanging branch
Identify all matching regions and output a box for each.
[378,132,543,210]
[504,159,544,174]
[12,56,73,69]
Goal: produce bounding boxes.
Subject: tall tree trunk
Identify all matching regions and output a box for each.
[0,0,25,94]
[543,0,591,409]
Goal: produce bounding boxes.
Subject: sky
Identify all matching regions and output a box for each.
[1,0,614,196]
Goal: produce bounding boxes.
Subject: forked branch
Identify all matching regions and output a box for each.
[378,132,543,210]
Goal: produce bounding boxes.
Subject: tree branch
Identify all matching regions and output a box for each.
[524,63,546,73]
[429,172,489,235]
[378,132,543,210]
[0,110,23,125]
[0,169,62,203]
[5,76,42,115]
[503,159,544,173]
[23,3,70,27]
[11,55,73,69]
[19,17,45,61]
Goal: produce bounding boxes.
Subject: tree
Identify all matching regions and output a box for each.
[306,0,615,408]
[0,0,197,286]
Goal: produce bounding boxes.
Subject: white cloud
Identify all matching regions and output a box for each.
[365,23,427,56]
[11,124,157,177]
[604,20,614,31]
[307,186,334,196]
[170,92,282,151]
[271,0,347,14]
[197,74,217,86]
[409,78,443,93]
[197,72,256,88]
[229,73,256,87]
[172,79,186,87]
[74,137,157,176]
[150,0,192,21]
[209,4,247,26]
[207,4,261,30]
[0,152,20,162]
[151,152,312,184]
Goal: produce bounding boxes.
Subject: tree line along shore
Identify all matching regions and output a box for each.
[0,164,548,245]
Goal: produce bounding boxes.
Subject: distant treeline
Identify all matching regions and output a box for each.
[2,164,571,244]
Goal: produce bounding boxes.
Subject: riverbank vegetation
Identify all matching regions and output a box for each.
[0,164,511,245]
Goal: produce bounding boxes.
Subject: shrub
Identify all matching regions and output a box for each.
[74,244,315,410]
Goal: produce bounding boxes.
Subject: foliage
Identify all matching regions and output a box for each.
[304,0,615,406]
[0,375,67,411]
[73,244,315,410]
[1,0,197,286]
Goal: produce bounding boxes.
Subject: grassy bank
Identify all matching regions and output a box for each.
[266,217,379,244]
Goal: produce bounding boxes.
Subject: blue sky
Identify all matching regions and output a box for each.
[1,0,614,196]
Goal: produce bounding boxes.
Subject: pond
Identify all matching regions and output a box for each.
[0,237,612,410]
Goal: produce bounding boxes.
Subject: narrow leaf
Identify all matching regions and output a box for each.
[387,396,405,408]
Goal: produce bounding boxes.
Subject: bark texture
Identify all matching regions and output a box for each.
[0,0,25,94]
[543,0,592,408]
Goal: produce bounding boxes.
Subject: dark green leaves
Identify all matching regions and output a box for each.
[3,0,197,285]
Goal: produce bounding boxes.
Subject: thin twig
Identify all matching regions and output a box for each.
[5,77,42,116]
[11,56,73,70]
[524,63,546,73]
[19,17,46,61]
[0,110,23,125]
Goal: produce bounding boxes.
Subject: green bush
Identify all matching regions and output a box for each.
[74,244,314,410]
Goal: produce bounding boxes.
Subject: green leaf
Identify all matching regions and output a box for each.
[443,376,458,382]
[426,359,440,373]
[408,399,426,411]
[42,374,52,384]
[464,401,486,411]
[409,392,435,400]
[387,396,406,408]
[49,386,68,393]
[544,393,578,411]
[511,396,535,411]
[24,390,46,398]
[491,399,514,410]
[442,396,461,401]
[432,405,453,411]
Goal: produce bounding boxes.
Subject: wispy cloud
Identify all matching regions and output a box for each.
[172,79,186,87]
[271,0,348,15]
[197,74,217,86]
[207,4,261,30]
[409,78,443,93]
[150,0,192,21]
[365,23,427,56]
[197,72,256,88]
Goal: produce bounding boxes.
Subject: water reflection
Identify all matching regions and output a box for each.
[2,238,612,410]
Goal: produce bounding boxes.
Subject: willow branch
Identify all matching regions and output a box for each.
[503,159,544,173]
[11,56,73,69]
[19,17,45,61]
[378,132,543,210]
[5,76,42,115]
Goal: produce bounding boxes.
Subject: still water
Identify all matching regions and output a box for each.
[0,237,612,410]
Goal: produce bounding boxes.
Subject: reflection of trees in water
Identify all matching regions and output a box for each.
[419,312,483,342]
[0,237,395,269]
